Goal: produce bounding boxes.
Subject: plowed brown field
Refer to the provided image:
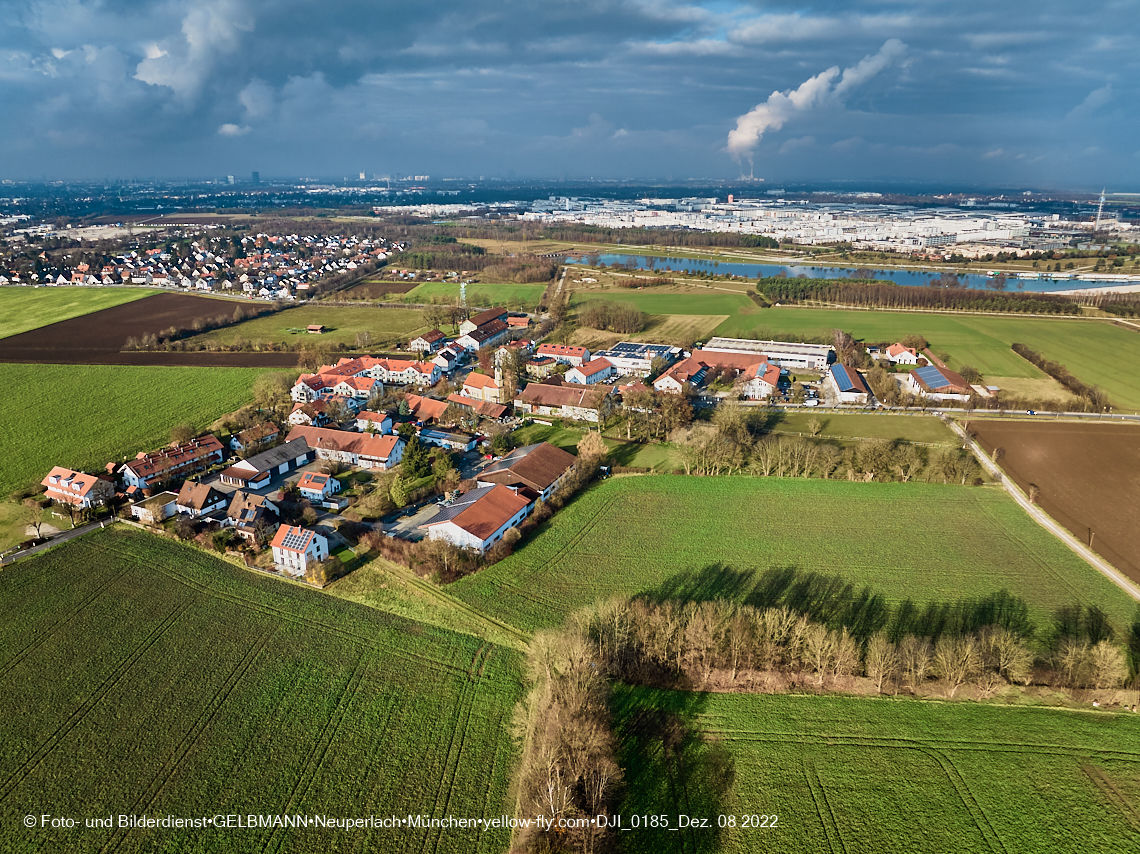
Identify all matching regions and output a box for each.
[972,420,1140,582]
[0,292,297,367]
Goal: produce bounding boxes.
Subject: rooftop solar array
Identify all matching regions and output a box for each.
[428,486,495,525]
[913,365,947,389]
[830,364,865,393]
[280,527,311,550]
[606,342,677,357]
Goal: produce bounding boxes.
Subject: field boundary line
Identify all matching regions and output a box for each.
[949,421,1140,605]
[803,757,843,854]
[921,747,1007,854]
[1082,762,1140,833]
[424,678,478,854]
[0,601,191,805]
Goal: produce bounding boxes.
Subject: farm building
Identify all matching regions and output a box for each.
[535,343,590,367]
[418,427,478,452]
[826,364,871,404]
[175,482,229,518]
[119,436,226,490]
[219,438,314,489]
[224,491,279,542]
[306,325,325,334]
[446,393,510,421]
[477,442,576,500]
[419,484,532,554]
[702,337,834,372]
[41,467,115,508]
[297,471,342,502]
[459,307,509,335]
[593,342,681,377]
[285,426,405,470]
[908,365,972,401]
[270,525,329,577]
[455,320,510,352]
[513,379,613,423]
[566,357,614,385]
[409,329,447,354]
[653,357,708,394]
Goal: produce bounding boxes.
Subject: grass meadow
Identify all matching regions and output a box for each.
[571,291,756,317]
[403,281,546,307]
[186,305,429,349]
[614,686,1140,854]
[1,364,268,495]
[770,411,959,446]
[711,307,1140,410]
[449,475,1139,633]
[0,287,154,339]
[0,528,522,854]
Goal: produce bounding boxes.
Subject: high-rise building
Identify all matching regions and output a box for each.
[252,171,260,184]
[227,175,235,185]
[359,171,366,181]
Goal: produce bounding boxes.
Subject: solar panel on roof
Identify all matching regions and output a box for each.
[281,529,310,550]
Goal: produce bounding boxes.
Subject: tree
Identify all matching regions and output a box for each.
[297,343,331,372]
[402,435,432,479]
[21,499,47,540]
[864,633,899,692]
[978,625,1033,685]
[932,635,980,698]
[422,304,451,332]
[806,415,823,437]
[173,515,196,540]
[577,430,608,462]
[324,397,351,426]
[354,330,372,349]
[1090,641,1127,689]
[170,422,197,445]
[252,372,292,415]
[959,365,983,384]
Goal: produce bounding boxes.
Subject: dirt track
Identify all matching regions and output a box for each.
[972,420,1140,584]
[0,293,298,368]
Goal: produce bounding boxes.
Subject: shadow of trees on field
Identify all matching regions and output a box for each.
[637,563,1039,643]
[611,685,734,854]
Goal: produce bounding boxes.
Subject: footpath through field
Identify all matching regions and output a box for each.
[950,420,1140,604]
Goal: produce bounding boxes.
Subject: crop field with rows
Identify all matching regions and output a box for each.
[0,287,155,340]
[1,364,268,495]
[0,528,522,854]
[613,686,1140,854]
[449,476,1138,633]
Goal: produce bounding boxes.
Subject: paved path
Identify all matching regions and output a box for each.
[1,521,104,565]
[949,420,1140,604]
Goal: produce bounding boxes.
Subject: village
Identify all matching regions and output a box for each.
[19,292,985,583]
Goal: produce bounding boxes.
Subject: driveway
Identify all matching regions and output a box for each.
[382,501,443,541]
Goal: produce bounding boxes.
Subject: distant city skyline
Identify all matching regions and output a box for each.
[2,1,1137,189]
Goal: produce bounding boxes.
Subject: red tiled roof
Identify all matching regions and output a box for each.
[285,426,402,461]
[463,372,498,390]
[467,307,508,328]
[404,393,449,421]
[537,343,588,358]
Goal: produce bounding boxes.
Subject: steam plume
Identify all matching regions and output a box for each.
[727,39,906,167]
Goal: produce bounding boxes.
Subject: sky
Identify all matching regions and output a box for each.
[1,0,1137,188]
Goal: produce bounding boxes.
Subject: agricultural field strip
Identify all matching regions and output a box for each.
[803,759,844,854]
[767,430,953,447]
[98,628,279,854]
[1082,764,1140,831]
[0,600,192,805]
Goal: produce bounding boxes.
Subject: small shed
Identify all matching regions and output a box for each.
[306,324,325,334]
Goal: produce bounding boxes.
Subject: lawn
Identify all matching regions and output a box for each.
[713,307,1140,410]
[403,281,546,307]
[614,687,1140,854]
[1,364,269,495]
[770,411,959,446]
[449,476,1139,633]
[0,527,523,853]
[572,291,755,317]
[0,287,154,339]
[187,305,429,349]
[513,421,683,471]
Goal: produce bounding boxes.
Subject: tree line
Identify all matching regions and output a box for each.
[758,277,1083,315]
[1011,344,1112,410]
[123,301,285,350]
[577,299,648,334]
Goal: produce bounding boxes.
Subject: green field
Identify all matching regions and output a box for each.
[712,307,1140,410]
[404,281,546,307]
[571,291,756,317]
[615,687,1140,854]
[771,411,959,446]
[513,422,684,471]
[0,287,154,339]
[1,364,268,495]
[0,528,522,853]
[450,476,1138,632]
[188,305,429,348]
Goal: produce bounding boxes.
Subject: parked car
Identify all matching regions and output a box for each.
[804,398,820,407]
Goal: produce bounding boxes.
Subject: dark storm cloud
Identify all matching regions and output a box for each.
[0,0,1136,187]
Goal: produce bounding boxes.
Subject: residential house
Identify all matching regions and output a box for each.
[270,525,329,577]
[908,365,972,401]
[285,426,405,470]
[230,422,281,454]
[418,427,478,452]
[288,400,332,427]
[355,411,394,434]
[566,357,614,385]
[739,361,782,400]
[119,436,226,490]
[404,393,450,423]
[477,442,576,501]
[41,467,115,508]
[219,438,314,489]
[175,481,229,518]
[446,393,509,421]
[455,319,510,352]
[419,484,532,554]
[409,329,446,354]
[653,356,708,394]
[884,343,920,365]
[525,355,558,378]
[826,364,871,404]
[128,491,179,524]
[513,379,613,423]
[224,491,279,542]
[433,346,463,373]
[297,471,342,502]
[535,343,590,367]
